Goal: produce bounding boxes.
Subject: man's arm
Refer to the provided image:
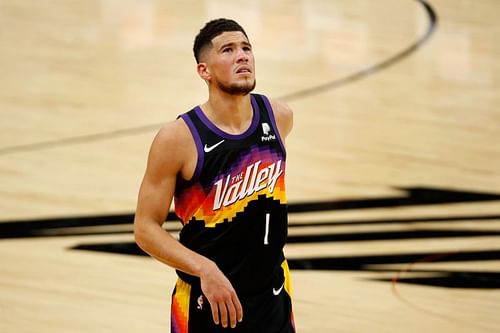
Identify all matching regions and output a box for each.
[133,119,243,329]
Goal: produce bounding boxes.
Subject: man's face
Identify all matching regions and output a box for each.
[200,31,256,95]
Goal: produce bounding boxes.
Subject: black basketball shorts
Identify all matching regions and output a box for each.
[170,261,295,333]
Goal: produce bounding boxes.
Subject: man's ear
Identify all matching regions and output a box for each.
[197,63,211,81]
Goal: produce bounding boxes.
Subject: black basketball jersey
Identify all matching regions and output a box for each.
[173,93,288,297]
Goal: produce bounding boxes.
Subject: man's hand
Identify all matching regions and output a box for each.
[199,261,243,328]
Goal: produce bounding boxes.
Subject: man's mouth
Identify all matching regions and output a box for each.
[236,67,252,74]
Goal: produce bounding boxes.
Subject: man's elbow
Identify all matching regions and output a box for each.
[133,218,148,249]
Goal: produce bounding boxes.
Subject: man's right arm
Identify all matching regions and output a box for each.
[133,119,243,329]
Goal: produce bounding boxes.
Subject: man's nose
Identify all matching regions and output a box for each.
[236,48,249,62]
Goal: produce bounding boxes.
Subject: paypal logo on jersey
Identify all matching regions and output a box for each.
[261,122,276,142]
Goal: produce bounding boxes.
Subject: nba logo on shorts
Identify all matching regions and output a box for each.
[197,295,204,310]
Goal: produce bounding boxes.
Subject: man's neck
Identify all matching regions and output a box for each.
[201,91,253,135]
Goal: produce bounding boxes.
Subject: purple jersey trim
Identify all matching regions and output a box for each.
[193,95,261,140]
[260,94,287,156]
[180,113,204,183]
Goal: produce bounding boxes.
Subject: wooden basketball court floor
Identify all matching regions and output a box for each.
[1,0,499,332]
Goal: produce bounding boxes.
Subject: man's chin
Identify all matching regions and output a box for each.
[219,80,256,96]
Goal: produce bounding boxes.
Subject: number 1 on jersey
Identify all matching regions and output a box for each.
[264,213,270,245]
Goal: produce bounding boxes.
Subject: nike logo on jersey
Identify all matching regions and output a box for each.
[273,283,284,296]
[204,140,225,153]
[213,160,283,210]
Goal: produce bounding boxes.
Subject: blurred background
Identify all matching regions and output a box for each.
[1,0,499,332]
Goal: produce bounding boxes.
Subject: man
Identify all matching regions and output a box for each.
[134,18,295,332]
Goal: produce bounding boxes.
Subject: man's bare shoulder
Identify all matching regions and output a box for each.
[153,118,191,148]
[269,98,293,116]
[269,98,293,138]
[148,118,193,170]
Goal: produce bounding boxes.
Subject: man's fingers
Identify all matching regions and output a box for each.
[233,293,243,323]
[199,263,243,328]
[207,293,243,328]
[210,302,220,326]
[226,298,238,328]
[218,301,228,328]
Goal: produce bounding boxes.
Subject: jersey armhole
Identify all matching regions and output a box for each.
[254,94,287,157]
[178,112,204,184]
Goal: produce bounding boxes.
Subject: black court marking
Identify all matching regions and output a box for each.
[1,186,497,239]
[288,250,500,271]
[0,0,437,155]
[69,243,500,289]
[286,230,500,244]
[290,214,500,228]
[288,187,500,213]
[0,124,161,155]
[1,186,500,289]
[380,271,500,289]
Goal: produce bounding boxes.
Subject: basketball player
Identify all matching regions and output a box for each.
[134,18,295,332]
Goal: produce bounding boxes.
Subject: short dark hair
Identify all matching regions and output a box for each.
[193,18,248,63]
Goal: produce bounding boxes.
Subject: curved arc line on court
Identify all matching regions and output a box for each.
[279,0,438,101]
[390,251,496,331]
[0,0,438,156]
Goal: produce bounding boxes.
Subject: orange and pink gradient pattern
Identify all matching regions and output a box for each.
[175,146,286,228]
[171,279,191,333]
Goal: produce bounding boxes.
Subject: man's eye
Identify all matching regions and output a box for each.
[223,48,232,53]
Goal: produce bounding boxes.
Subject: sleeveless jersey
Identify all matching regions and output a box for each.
[174,94,288,297]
